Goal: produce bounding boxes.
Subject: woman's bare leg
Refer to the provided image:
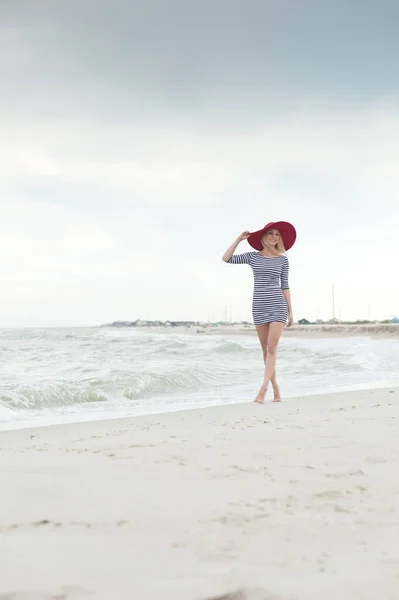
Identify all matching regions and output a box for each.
[254,322,285,403]
[255,324,280,403]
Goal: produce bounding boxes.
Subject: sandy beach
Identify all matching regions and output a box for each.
[1,388,399,600]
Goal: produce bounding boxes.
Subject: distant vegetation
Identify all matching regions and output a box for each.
[298,318,398,325]
[103,317,399,328]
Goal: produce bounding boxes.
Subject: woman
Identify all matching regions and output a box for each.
[222,221,296,404]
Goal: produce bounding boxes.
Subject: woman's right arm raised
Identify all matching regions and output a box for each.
[222,231,251,262]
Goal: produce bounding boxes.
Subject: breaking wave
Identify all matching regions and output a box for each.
[1,327,399,430]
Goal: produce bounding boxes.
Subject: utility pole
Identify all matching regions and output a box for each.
[332,284,335,321]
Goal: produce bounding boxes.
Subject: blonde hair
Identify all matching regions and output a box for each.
[261,230,286,256]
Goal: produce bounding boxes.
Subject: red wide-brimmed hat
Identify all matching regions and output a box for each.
[248,221,297,251]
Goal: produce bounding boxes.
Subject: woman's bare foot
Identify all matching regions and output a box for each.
[254,386,267,404]
[272,385,281,403]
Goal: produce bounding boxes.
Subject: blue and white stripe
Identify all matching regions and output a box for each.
[227,252,289,325]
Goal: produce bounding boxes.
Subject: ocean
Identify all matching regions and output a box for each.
[1,327,399,431]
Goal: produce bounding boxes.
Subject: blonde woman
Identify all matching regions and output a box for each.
[222,221,296,404]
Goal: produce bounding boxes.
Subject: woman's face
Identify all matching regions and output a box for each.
[264,228,280,247]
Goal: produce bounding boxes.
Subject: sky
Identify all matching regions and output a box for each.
[1,0,399,326]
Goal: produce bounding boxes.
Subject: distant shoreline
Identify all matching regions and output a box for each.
[103,323,399,339]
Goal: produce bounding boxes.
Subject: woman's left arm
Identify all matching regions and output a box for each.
[281,257,294,327]
[283,290,294,326]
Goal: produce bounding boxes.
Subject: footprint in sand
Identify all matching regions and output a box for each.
[313,490,344,499]
[365,456,388,464]
[205,590,290,600]
[0,586,91,600]
[326,469,364,478]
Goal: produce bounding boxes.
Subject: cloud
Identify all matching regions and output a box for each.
[2,103,399,214]
[1,0,399,122]
[1,102,399,325]
[1,0,399,324]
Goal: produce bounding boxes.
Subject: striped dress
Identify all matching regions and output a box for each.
[227,252,289,326]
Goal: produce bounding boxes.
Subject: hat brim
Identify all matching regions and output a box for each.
[248,221,297,251]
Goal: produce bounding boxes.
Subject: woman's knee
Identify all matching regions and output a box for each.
[267,341,278,355]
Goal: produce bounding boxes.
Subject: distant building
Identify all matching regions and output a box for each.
[298,318,311,325]
[391,317,399,324]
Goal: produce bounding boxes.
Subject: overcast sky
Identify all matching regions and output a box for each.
[1,0,399,326]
